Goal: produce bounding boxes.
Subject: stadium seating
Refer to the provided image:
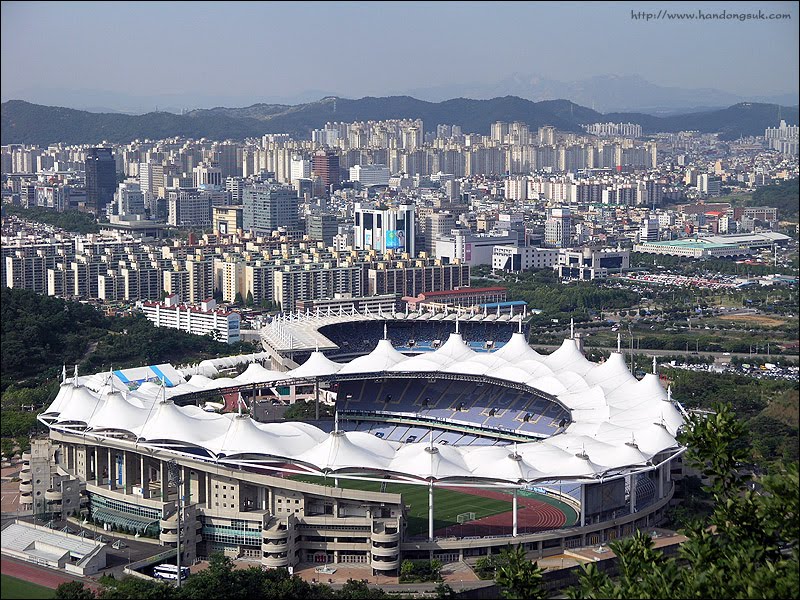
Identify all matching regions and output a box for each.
[320,320,524,359]
[336,374,570,442]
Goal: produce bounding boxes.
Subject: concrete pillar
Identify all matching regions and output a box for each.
[428,481,434,543]
[107,448,114,489]
[93,447,100,484]
[315,378,320,421]
[630,474,637,514]
[198,472,206,505]
[512,488,518,537]
[160,461,169,500]
[580,484,586,527]
[182,466,190,504]
[124,451,134,494]
[138,455,147,498]
[658,466,664,499]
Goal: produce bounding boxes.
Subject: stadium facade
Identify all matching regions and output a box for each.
[32,316,686,574]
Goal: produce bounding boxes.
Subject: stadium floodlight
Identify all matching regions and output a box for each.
[167,459,183,588]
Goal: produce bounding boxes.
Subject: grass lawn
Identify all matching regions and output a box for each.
[0,575,56,599]
[289,475,511,536]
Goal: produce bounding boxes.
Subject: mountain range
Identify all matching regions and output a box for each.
[5,74,797,115]
[2,96,797,147]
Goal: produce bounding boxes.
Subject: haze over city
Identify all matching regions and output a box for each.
[0,2,798,599]
[2,1,798,113]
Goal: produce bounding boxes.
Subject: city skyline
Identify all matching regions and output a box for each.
[2,1,798,114]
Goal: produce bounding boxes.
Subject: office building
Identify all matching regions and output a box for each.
[243,184,299,234]
[306,213,339,246]
[544,208,573,248]
[193,163,223,188]
[312,150,340,193]
[639,218,659,242]
[353,202,415,255]
[433,229,518,267]
[116,181,146,217]
[492,246,559,272]
[555,247,630,280]
[349,164,390,187]
[167,189,211,228]
[212,205,244,236]
[85,148,116,215]
[290,155,311,182]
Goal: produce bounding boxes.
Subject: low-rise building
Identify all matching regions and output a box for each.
[555,247,630,280]
[138,296,241,343]
[492,246,559,272]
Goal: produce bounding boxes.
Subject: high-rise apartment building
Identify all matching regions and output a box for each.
[85,147,116,215]
[214,143,242,179]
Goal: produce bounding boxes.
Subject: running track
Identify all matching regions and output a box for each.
[1,556,101,592]
[435,487,567,537]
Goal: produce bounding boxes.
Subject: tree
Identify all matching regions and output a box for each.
[434,582,457,599]
[55,581,96,599]
[494,545,547,600]
[97,575,177,599]
[1,437,15,459]
[246,291,254,307]
[15,435,31,455]
[234,292,244,305]
[567,403,800,599]
[333,579,389,599]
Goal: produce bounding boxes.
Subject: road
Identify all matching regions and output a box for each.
[532,345,795,361]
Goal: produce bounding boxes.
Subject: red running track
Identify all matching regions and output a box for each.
[435,486,567,537]
[1,556,100,591]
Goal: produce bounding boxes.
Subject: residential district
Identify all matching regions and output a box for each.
[0,116,798,598]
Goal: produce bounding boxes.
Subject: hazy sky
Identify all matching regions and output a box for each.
[2,1,798,109]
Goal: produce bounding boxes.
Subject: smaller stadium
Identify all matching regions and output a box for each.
[33,309,686,573]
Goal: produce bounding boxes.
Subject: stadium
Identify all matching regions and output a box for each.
[31,309,686,575]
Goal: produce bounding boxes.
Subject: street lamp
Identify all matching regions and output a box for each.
[167,459,183,588]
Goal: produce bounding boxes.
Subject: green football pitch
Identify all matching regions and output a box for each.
[0,575,56,599]
[289,475,511,536]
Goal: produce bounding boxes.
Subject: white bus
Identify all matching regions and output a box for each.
[152,564,190,581]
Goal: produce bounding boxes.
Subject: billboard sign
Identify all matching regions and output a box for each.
[364,230,373,248]
[385,229,406,250]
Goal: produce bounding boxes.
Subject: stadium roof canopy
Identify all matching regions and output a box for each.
[41,333,685,486]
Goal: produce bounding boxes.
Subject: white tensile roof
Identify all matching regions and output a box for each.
[338,340,407,375]
[41,332,685,484]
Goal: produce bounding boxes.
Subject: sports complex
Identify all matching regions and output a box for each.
[28,308,687,574]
